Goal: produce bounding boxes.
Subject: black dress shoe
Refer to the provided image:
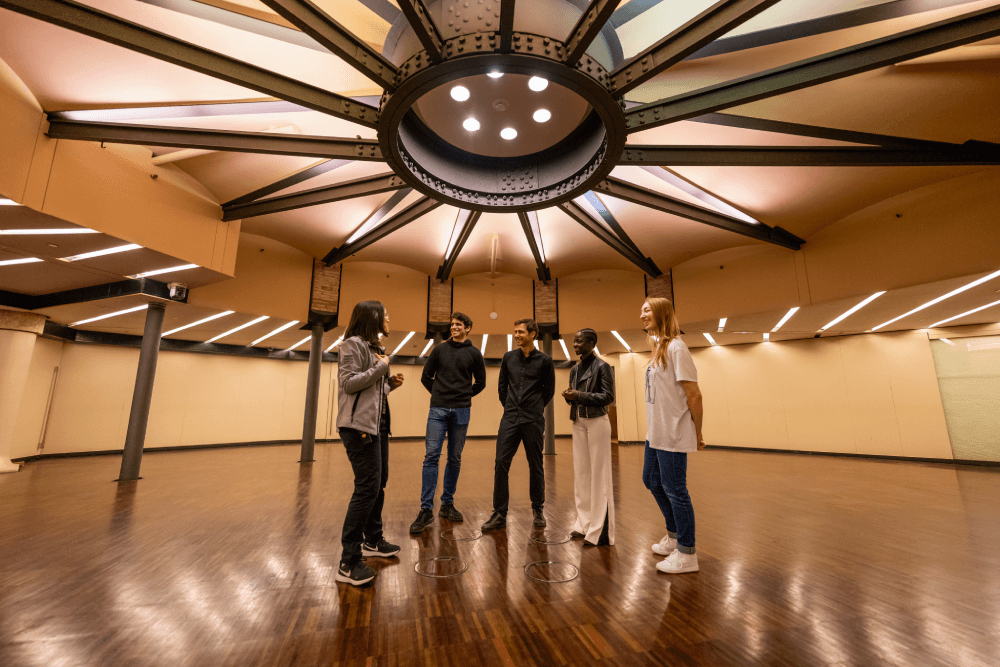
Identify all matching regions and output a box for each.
[409,508,434,534]
[439,503,464,522]
[532,508,546,528]
[481,512,506,531]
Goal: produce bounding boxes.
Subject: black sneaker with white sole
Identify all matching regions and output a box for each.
[335,559,376,586]
[362,537,400,558]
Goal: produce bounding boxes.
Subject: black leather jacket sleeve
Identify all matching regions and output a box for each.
[576,363,615,407]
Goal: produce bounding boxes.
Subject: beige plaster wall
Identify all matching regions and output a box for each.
[10,336,64,460]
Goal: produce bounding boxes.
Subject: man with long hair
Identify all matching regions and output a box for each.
[482,318,555,531]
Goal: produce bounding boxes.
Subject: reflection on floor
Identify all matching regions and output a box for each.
[1,438,998,666]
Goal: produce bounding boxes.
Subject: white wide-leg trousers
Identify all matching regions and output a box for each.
[571,415,615,545]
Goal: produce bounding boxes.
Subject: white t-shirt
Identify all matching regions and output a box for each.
[645,338,699,452]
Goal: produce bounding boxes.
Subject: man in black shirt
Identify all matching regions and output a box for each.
[409,312,487,534]
[482,318,555,531]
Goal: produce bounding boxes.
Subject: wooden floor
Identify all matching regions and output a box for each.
[1,438,998,667]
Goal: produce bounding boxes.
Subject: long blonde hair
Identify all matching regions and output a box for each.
[645,297,681,368]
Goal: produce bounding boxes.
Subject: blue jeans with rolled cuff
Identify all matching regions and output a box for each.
[420,407,471,510]
[642,441,696,554]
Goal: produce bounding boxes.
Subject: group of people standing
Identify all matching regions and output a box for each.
[331,297,704,587]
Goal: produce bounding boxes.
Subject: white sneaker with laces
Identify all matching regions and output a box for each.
[656,549,699,574]
[651,534,677,556]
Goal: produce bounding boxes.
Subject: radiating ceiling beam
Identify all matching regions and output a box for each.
[323,196,443,265]
[563,0,622,63]
[437,210,482,280]
[261,0,398,90]
[581,191,644,256]
[223,159,349,208]
[0,0,379,128]
[611,0,781,97]
[558,201,662,277]
[223,172,406,221]
[517,211,551,282]
[46,119,383,160]
[397,0,445,61]
[620,142,1000,166]
[624,5,1000,133]
[499,0,517,52]
[596,177,803,250]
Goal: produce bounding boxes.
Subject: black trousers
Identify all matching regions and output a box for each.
[339,427,389,566]
[492,418,545,516]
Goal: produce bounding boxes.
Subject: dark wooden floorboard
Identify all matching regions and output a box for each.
[1,438,998,666]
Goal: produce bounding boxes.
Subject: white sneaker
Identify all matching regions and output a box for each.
[651,534,677,556]
[656,550,699,574]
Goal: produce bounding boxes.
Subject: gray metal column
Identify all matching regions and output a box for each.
[543,332,555,455]
[300,323,324,463]
[118,302,166,481]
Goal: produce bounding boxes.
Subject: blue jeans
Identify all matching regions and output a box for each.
[642,442,696,554]
[420,407,471,509]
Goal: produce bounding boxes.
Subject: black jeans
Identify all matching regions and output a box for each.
[492,418,545,517]
[339,427,389,566]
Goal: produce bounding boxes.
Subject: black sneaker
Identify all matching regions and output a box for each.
[362,537,400,558]
[335,559,376,586]
[570,531,585,539]
[533,508,546,528]
[481,512,506,531]
[409,508,434,534]
[439,503,464,522]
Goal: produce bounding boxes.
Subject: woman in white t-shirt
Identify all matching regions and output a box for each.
[640,298,704,574]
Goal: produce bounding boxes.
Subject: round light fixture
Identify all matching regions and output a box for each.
[487,71,503,79]
[533,109,551,123]
[500,127,517,140]
[450,85,470,101]
[528,76,548,92]
[463,118,481,131]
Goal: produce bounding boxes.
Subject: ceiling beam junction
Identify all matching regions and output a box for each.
[436,210,482,280]
[517,211,551,282]
[323,196,444,265]
[563,0,623,64]
[611,0,782,97]
[558,201,662,277]
[620,142,1000,166]
[223,172,406,221]
[397,0,445,61]
[261,0,399,91]
[624,5,1000,133]
[223,159,350,208]
[0,0,379,128]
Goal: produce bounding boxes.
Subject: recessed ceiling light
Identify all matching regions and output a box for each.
[703,333,718,346]
[0,228,98,235]
[0,198,20,206]
[129,263,199,279]
[559,338,570,360]
[285,335,312,352]
[611,330,632,352]
[487,71,503,79]
[929,299,1000,328]
[61,244,142,262]
[481,334,489,356]
[528,76,548,91]
[419,339,434,357]
[718,317,727,332]
[533,109,551,123]
[71,304,148,327]
[163,310,234,337]
[206,315,269,343]
[250,320,300,346]
[325,335,344,352]
[500,127,517,140]
[872,269,1000,331]
[463,117,480,131]
[391,331,416,356]
[819,292,885,331]
[771,307,799,332]
[450,85,470,101]
[0,257,44,267]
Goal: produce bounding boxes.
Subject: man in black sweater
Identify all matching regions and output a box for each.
[409,312,487,533]
[481,318,556,532]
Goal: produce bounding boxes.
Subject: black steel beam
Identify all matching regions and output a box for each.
[261,0,398,90]
[397,0,445,61]
[611,0,781,96]
[596,177,803,250]
[517,211,551,282]
[558,201,661,276]
[46,119,383,160]
[620,142,1000,166]
[624,5,1000,132]
[0,0,379,127]
[323,196,443,264]
[582,190,644,256]
[0,278,177,310]
[499,0,516,52]
[436,211,482,280]
[223,172,406,221]
[223,159,349,208]
[564,0,623,63]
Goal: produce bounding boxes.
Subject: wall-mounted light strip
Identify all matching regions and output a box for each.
[325,335,344,352]
[939,338,955,346]
[285,335,312,351]
[763,333,770,342]
[0,228,97,235]
[611,330,632,352]
[929,299,1000,328]
[0,257,43,267]
[71,304,148,326]
[129,264,199,279]
[873,270,1000,331]
[206,315,269,343]
[718,318,727,332]
[163,310,234,336]
[481,334,488,356]
[507,334,513,352]
[61,244,142,262]
[251,320,300,346]
[819,292,886,331]
[391,331,416,356]
[559,338,570,360]
[703,333,718,346]
[419,339,434,357]
[772,307,800,332]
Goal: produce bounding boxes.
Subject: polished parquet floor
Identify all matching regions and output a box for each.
[1,438,998,667]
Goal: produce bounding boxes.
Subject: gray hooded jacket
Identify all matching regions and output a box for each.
[337,336,391,435]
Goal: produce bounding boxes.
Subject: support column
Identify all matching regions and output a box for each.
[0,310,46,473]
[300,323,324,463]
[543,331,555,456]
[118,302,166,481]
